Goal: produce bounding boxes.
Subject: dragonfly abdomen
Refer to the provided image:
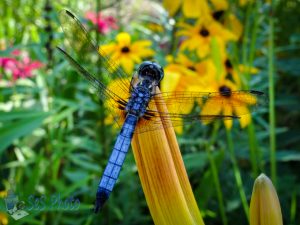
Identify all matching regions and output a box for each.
[95,114,138,212]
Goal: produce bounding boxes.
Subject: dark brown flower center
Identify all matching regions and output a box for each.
[121,46,130,53]
[188,66,196,71]
[219,85,232,97]
[212,10,225,21]
[225,59,233,69]
[199,27,210,37]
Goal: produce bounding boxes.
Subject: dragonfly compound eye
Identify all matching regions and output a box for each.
[138,61,164,83]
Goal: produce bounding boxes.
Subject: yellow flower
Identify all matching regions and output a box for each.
[200,78,257,129]
[215,43,258,87]
[177,17,237,58]
[161,54,217,133]
[0,212,8,225]
[211,10,244,39]
[163,0,210,18]
[131,88,205,225]
[250,174,283,225]
[162,54,216,93]
[101,32,155,75]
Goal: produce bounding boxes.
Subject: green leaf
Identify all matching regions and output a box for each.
[0,110,49,154]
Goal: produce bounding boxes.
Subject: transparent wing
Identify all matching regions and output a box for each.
[58,47,128,128]
[58,9,132,128]
[58,9,132,97]
[135,90,266,133]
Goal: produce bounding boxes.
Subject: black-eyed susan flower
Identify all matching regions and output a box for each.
[163,0,210,18]
[200,78,257,129]
[163,55,217,132]
[162,54,216,93]
[216,45,259,87]
[177,17,237,58]
[101,32,155,75]
[131,88,205,225]
[211,10,243,39]
[250,174,283,225]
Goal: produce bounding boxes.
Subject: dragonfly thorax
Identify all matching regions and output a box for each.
[125,85,151,117]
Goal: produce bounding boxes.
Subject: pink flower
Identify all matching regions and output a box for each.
[85,11,118,34]
[0,50,43,80]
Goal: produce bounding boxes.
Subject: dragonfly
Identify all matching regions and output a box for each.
[58,9,265,213]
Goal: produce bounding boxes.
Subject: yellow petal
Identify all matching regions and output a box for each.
[233,104,251,128]
[225,14,243,39]
[131,40,152,49]
[131,88,205,225]
[183,0,210,18]
[210,0,229,10]
[250,174,283,225]
[223,100,233,129]
[100,43,117,55]
[161,69,181,92]
[200,97,222,125]
[116,32,131,46]
[119,56,135,74]
[163,0,182,16]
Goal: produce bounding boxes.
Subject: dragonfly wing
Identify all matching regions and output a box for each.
[57,47,127,129]
[58,9,132,97]
[135,90,266,133]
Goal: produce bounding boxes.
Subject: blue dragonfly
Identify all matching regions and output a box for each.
[58,9,265,213]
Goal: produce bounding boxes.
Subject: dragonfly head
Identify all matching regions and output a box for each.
[137,61,164,88]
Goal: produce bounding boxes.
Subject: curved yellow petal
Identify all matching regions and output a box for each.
[225,14,243,39]
[100,43,117,55]
[234,104,251,128]
[116,32,131,46]
[223,100,233,129]
[131,89,205,225]
[163,0,181,16]
[119,56,135,74]
[162,69,182,92]
[131,40,152,49]
[200,97,222,125]
[183,0,210,18]
[210,0,228,10]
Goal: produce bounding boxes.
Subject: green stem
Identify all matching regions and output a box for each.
[241,2,252,75]
[268,3,277,187]
[247,123,258,177]
[226,129,249,222]
[242,1,261,179]
[246,1,260,83]
[205,122,228,225]
[290,190,296,224]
